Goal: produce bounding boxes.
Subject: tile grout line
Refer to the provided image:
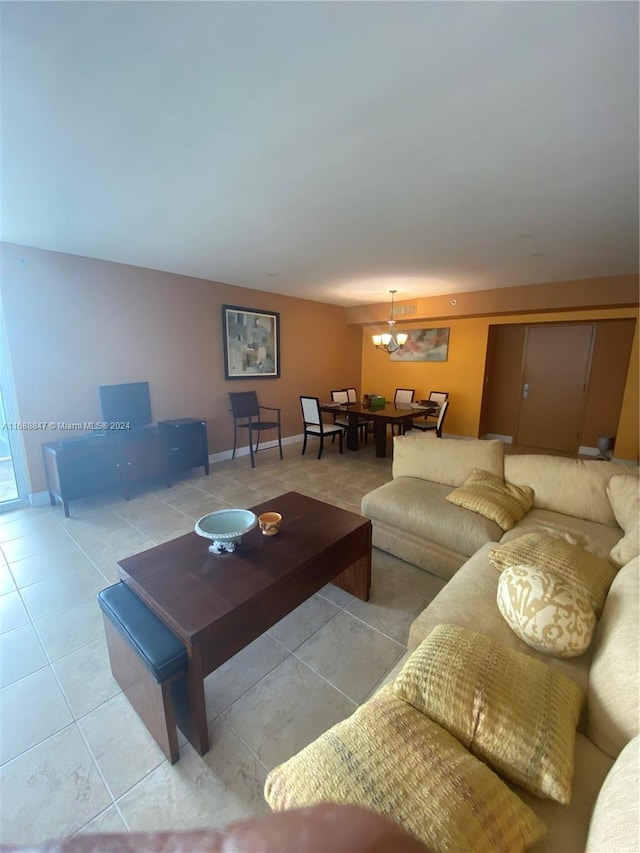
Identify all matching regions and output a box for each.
[288,654,361,709]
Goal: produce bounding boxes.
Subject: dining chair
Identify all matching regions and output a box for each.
[394,388,415,405]
[418,391,449,429]
[392,388,416,434]
[428,390,449,407]
[229,391,283,468]
[420,390,449,428]
[300,396,344,459]
[413,399,449,438]
[346,387,374,443]
[330,390,350,442]
[332,389,369,444]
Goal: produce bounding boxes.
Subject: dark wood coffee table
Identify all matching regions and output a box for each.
[117,491,371,756]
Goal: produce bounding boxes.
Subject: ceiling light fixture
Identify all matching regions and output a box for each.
[372,289,408,354]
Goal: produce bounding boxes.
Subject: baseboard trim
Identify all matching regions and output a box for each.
[481,434,514,444]
[29,491,50,507]
[209,434,304,464]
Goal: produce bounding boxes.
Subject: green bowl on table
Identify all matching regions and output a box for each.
[195,509,257,554]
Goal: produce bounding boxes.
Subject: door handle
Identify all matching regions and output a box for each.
[522,383,530,399]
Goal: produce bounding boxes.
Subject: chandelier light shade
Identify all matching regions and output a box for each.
[372,289,409,353]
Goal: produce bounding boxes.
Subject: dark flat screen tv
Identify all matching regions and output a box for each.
[98,381,152,430]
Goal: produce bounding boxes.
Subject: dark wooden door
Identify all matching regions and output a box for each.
[515,324,594,452]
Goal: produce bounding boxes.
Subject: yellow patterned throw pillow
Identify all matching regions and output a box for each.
[497,565,596,657]
[488,532,617,616]
[265,685,545,853]
[445,469,534,531]
[393,624,584,804]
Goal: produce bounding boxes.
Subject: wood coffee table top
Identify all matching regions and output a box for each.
[118,491,370,646]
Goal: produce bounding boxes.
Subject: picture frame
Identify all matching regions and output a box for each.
[222,305,281,379]
[389,327,450,362]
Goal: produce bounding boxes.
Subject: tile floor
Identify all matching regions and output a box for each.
[0,440,447,846]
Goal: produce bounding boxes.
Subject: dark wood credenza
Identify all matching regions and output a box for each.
[43,419,209,517]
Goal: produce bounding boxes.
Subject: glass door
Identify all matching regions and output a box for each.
[0,385,19,502]
[0,300,28,510]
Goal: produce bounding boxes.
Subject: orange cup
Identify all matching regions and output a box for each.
[258,512,282,536]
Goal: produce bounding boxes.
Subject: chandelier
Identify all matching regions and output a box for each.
[372,289,408,354]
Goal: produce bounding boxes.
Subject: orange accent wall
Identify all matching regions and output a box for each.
[360,306,639,460]
[1,243,362,493]
[616,320,639,461]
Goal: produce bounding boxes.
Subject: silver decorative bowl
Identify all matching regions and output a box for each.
[195,509,257,554]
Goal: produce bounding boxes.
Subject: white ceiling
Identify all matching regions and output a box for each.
[1,1,638,307]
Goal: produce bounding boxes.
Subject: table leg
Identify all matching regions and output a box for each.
[373,422,387,457]
[333,554,371,601]
[180,646,210,755]
[346,414,360,451]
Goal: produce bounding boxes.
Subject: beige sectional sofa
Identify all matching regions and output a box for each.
[266,435,639,851]
[361,436,631,580]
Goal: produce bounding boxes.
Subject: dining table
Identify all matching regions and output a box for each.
[319,400,438,458]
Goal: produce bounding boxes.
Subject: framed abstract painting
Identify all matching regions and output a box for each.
[222,305,281,379]
[389,327,450,362]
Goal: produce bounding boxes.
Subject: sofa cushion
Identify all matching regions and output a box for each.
[511,733,615,853]
[369,517,469,580]
[501,508,624,561]
[606,475,640,568]
[393,624,583,804]
[392,435,504,487]
[408,543,595,700]
[609,520,639,569]
[488,532,617,617]
[504,455,638,527]
[585,735,640,852]
[445,468,534,531]
[362,478,503,559]
[264,685,546,853]
[97,582,187,683]
[587,556,640,759]
[497,565,596,658]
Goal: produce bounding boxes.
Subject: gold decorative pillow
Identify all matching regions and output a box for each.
[606,475,640,568]
[393,624,583,804]
[497,565,596,658]
[445,469,534,531]
[265,685,545,853]
[488,532,617,616]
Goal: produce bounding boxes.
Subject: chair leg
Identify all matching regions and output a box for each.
[338,431,343,454]
[277,427,283,460]
[302,432,308,455]
[248,428,256,468]
[232,423,238,459]
[318,435,324,459]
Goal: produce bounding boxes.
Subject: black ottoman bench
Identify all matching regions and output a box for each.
[98,582,188,764]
